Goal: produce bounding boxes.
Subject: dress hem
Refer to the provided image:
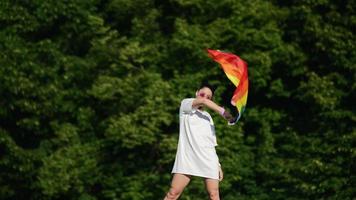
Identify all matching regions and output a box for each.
[171,171,219,180]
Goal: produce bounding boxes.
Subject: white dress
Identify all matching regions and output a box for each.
[171,98,220,180]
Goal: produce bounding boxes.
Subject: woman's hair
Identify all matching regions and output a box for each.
[199,82,216,96]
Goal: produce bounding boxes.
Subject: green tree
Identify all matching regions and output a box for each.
[0,0,354,199]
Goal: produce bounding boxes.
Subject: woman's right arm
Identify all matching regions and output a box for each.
[192,98,223,114]
[192,98,235,122]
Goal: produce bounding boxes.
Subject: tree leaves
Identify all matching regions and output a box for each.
[0,0,354,199]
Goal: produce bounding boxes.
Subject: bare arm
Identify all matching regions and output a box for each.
[192,97,236,123]
[192,97,224,114]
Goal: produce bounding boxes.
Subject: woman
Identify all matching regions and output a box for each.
[164,83,235,200]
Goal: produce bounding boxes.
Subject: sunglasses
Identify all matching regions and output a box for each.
[198,92,212,100]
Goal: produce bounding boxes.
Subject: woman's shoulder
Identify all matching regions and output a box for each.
[181,97,195,101]
[203,110,213,117]
[180,98,195,104]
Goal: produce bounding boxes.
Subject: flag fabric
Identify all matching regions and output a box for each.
[207,49,248,124]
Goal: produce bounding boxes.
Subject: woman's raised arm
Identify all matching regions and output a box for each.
[192,98,235,122]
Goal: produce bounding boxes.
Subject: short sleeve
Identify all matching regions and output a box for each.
[180,98,196,114]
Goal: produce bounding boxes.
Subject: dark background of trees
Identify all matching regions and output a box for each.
[0,0,355,199]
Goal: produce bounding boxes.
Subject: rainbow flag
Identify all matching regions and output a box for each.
[207,49,248,124]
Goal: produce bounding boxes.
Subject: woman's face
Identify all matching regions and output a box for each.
[196,87,213,100]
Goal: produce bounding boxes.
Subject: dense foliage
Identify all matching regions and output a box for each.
[0,0,355,199]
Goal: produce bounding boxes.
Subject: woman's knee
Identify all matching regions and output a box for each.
[166,187,182,199]
[208,189,219,200]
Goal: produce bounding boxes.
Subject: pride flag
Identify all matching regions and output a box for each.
[207,49,248,124]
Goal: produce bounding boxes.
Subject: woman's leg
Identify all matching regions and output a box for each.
[204,178,220,200]
[163,173,191,200]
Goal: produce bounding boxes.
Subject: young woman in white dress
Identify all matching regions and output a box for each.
[163,84,235,200]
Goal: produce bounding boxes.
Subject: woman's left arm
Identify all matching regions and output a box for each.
[218,165,223,181]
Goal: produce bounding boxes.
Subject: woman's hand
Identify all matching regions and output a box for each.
[222,110,237,123]
[218,166,224,181]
